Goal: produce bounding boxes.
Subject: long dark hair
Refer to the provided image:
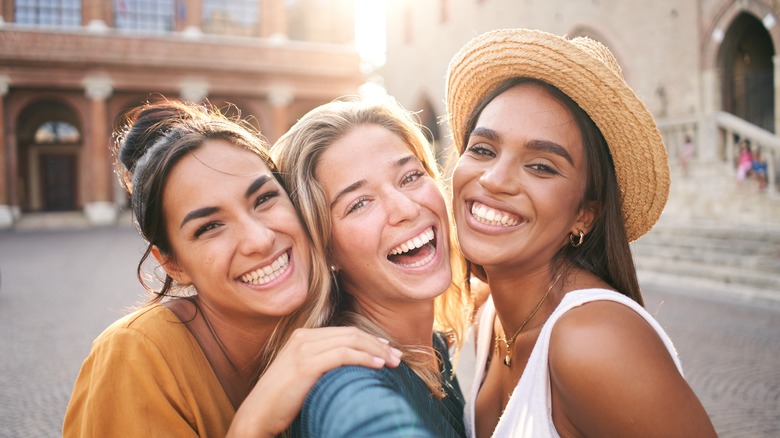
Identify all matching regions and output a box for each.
[458,77,643,305]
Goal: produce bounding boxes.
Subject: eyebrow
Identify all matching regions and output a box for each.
[179,175,272,228]
[470,127,500,142]
[329,154,417,210]
[527,139,574,165]
[245,175,272,199]
[470,127,574,165]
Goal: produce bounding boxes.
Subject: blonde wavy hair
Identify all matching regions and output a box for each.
[272,96,472,396]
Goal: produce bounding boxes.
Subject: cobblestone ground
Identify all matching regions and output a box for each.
[0,226,778,437]
[642,284,780,437]
[0,225,146,438]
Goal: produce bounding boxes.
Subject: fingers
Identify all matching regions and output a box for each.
[283,327,403,370]
[230,327,405,437]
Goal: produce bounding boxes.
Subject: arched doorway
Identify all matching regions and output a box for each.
[16,100,82,212]
[718,12,776,132]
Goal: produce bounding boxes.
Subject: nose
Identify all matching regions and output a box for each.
[237,216,276,256]
[478,160,520,195]
[384,188,421,225]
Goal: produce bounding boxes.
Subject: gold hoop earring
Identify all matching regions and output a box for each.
[569,229,585,248]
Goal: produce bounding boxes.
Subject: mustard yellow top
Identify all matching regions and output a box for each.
[63,304,234,437]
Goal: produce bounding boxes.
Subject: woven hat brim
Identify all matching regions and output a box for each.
[446,29,670,242]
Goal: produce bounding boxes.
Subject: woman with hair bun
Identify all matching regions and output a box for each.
[63,99,401,437]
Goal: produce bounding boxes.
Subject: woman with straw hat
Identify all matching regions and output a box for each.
[446,29,716,437]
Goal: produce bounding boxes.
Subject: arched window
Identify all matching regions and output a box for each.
[14,0,81,27]
[34,121,80,144]
[203,0,259,37]
[114,0,175,33]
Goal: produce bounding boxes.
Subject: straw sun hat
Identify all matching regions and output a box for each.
[446,28,670,242]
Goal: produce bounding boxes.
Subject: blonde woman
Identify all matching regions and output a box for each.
[270,97,471,437]
[446,29,716,437]
[63,100,402,437]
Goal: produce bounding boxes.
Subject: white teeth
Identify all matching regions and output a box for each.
[240,252,289,285]
[389,228,435,256]
[400,247,436,268]
[471,202,520,227]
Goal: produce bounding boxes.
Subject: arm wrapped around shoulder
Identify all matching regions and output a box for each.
[294,365,435,437]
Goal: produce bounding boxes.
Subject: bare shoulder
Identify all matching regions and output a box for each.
[547,297,716,437]
[550,298,666,356]
[549,298,675,386]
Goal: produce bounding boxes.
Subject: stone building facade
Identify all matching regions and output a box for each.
[382,0,780,223]
[0,0,361,227]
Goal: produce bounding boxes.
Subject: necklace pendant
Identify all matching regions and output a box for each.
[503,352,512,367]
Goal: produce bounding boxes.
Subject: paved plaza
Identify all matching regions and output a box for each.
[0,225,778,437]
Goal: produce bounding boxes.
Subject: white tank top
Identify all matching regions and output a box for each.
[464,288,683,438]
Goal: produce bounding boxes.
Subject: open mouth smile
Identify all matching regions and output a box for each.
[470,201,521,227]
[387,227,437,268]
[239,252,290,285]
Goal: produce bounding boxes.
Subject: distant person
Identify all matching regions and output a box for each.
[63,100,401,437]
[752,149,769,190]
[737,139,753,182]
[445,28,717,437]
[679,134,695,177]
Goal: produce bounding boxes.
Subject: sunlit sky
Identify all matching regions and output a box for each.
[354,0,387,67]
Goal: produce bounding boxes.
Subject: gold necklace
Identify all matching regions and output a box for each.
[494,271,564,367]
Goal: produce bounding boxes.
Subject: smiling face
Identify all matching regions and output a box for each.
[158,139,310,323]
[316,124,452,308]
[452,82,593,276]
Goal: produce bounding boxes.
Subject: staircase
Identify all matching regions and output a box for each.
[632,218,780,303]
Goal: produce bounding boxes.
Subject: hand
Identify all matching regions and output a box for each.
[227,326,403,437]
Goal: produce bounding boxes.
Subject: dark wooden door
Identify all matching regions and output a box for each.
[40,154,77,211]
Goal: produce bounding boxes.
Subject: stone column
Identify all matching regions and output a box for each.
[83,0,108,32]
[83,74,117,225]
[0,74,12,228]
[774,55,780,135]
[267,85,293,142]
[698,68,720,163]
[260,0,286,39]
[181,0,202,36]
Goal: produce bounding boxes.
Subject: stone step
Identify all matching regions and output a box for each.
[632,220,780,300]
[634,255,780,290]
[632,239,780,271]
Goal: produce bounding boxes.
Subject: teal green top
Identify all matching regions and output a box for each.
[289,333,465,437]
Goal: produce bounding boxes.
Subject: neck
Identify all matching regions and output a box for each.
[353,296,435,348]
[486,266,561,335]
[199,303,277,376]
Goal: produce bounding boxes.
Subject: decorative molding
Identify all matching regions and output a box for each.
[83,74,113,100]
[267,85,294,107]
[179,77,209,102]
[0,206,13,229]
[86,20,109,33]
[0,74,10,96]
[84,202,118,225]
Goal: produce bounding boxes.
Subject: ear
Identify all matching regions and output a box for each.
[151,246,193,285]
[572,200,598,236]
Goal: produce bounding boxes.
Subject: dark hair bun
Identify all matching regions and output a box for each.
[117,100,197,174]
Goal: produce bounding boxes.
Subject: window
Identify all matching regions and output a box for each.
[14,0,81,27]
[114,0,175,34]
[34,121,80,144]
[203,0,259,37]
